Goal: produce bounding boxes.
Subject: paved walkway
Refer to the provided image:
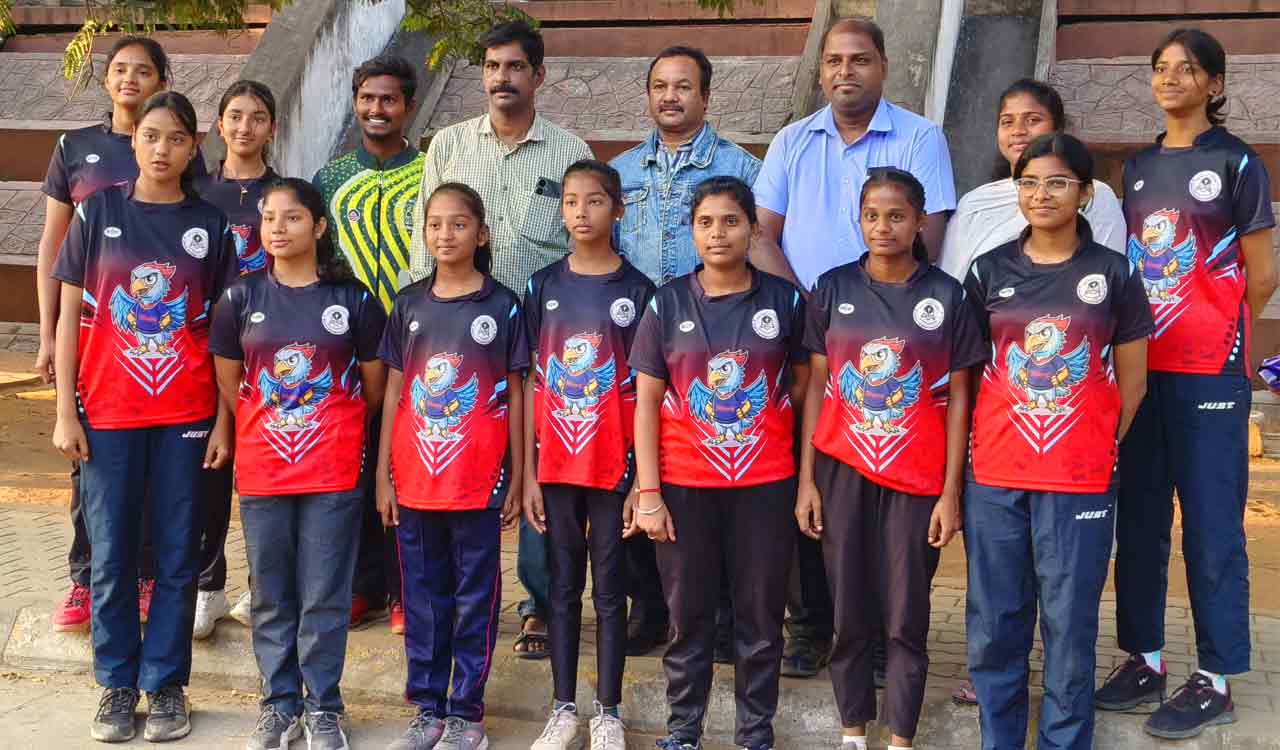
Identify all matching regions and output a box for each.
[2,498,1280,719]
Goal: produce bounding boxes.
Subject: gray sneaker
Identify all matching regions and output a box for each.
[304,711,349,750]
[246,706,300,750]
[144,685,192,742]
[442,716,489,750]
[388,711,447,750]
[90,687,139,743]
[588,706,625,750]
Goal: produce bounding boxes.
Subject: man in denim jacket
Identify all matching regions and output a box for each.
[611,46,762,286]
[609,46,760,656]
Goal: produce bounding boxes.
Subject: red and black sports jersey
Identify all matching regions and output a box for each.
[1122,126,1275,376]
[194,165,279,276]
[964,226,1154,493]
[629,267,805,488]
[379,275,530,511]
[805,259,985,496]
[525,257,656,492]
[41,115,208,207]
[209,272,386,496]
[51,184,238,429]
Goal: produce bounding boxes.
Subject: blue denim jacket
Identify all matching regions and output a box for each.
[610,125,761,285]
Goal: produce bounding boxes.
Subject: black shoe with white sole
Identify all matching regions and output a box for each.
[144,685,192,742]
[91,687,140,743]
[1095,654,1166,711]
[1144,673,1237,740]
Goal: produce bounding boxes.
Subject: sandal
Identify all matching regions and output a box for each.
[513,618,550,660]
[952,679,978,706]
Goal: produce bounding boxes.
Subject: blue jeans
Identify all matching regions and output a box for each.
[240,490,362,715]
[80,418,210,692]
[965,481,1114,750]
[1116,372,1251,674]
[517,516,549,622]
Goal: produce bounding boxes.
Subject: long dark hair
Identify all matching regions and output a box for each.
[991,78,1067,180]
[261,178,354,283]
[105,35,171,84]
[1152,28,1227,126]
[1013,133,1096,237]
[217,80,276,169]
[563,159,622,208]
[860,167,929,263]
[425,183,493,274]
[135,91,200,198]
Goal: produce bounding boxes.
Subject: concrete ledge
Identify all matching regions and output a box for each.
[7,604,1280,748]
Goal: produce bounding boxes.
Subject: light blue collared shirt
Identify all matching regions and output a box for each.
[753,99,957,290]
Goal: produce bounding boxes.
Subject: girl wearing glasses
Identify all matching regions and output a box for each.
[961,132,1153,750]
[1097,28,1276,741]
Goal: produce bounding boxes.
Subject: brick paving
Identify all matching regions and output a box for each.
[0,53,248,127]
[0,182,45,264]
[1,497,1279,717]
[1050,54,1280,144]
[429,56,798,138]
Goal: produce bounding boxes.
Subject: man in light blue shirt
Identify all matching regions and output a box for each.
[611,46,762,286]
[752,17,957,290]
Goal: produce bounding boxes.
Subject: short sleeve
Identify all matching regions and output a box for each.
[353,288,388,361]
[208,285,246,360]
[752,131,791,216]
[506,298,530,373]
[1112,262,1155,346]
[51,202,91,286]
[962,260,992,350]
[949,284,987,371]
[911,125,958,215]
[378,299,408,372]
[523,276,543,352]
[42,136,72,205]
[802,276,833,355]
[1232,151,1276,237]
[628,296,668,380]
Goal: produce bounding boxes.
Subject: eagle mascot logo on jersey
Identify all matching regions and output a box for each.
[1006,314,1090,413]
[838,337,923,434]
[688,349,768,446]
[257,343,333,431]
[545,332,616,420]
[412,353,479,441]
[1127,209,1196,303]
[109,261,189,357]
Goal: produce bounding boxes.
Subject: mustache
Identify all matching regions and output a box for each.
[489,85,519,95]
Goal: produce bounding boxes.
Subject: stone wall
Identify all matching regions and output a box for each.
[428,56,798,139]
[0,53,247,127]
[1050,55,1280,143]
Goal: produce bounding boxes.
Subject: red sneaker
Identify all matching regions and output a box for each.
[349,593,387,629]
[138,578,155,624]
[52,583,91,632]
[389,601,405,635]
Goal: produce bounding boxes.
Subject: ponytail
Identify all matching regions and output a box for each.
[911,234,929,263]
[860,167,930,263]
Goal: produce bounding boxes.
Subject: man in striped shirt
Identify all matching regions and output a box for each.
[407,20,592,661]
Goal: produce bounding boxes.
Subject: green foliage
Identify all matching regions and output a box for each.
[0,0,14,38]
[402,0,538,70]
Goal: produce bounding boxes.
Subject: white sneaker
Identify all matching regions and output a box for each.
[193,589,231,639]
[229,591,253,626]
[531,704,582,750]
[588,706,625,750]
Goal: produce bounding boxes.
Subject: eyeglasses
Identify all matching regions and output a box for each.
[1013,176,1083,195]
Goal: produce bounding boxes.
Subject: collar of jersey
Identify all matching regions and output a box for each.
[211,162,279,185]
[1155,124,1225,150]
[689,263,761,301]
[425,272,495,303]
[559,254,635,283]
[355,139,419,170]
[853,254,928,289]
[1014,219,1095,271]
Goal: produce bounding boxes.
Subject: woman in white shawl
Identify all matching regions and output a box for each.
[939,79,1126,281]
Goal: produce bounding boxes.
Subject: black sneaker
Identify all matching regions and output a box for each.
[144,685,192,742]
[1096,654,1167,711]
[625,620,669,656]
[91,687,140,743]
[780,635,829,678]
[655,736,701,750]
[246,705,300,750]
[304,711,349,750]
[1144,673,1237,740]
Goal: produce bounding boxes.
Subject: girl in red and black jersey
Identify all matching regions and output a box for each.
[629,176,807,750]
[1100,30,1277,740]
[191,80,281,640]
[209,178,386,749]
[796,168,984,750]
[523,161,655,750]
[38,35,172,634]
[50,92,238,744]
[962,134,1153,750]
[377,183,526,750]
